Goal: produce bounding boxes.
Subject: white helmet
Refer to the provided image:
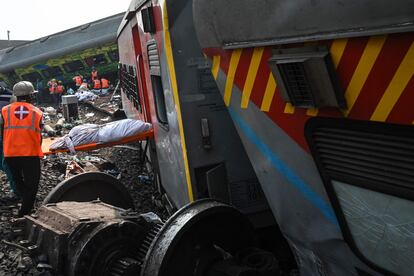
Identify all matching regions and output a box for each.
[13,81,37,97]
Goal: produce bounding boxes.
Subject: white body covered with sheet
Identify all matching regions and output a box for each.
[50,119,152,153]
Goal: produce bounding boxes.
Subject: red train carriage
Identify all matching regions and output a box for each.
[117,0,414,275]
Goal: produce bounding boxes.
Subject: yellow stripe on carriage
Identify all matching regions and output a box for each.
[241,47,264,108]
[344,35,386,116]
[371,42,414,122]
[163,3,194,202]
[330,38,348,67]
[261,73,277,112]
[224,49,242,106]
[284,103,295,114]
[211,55,221,80]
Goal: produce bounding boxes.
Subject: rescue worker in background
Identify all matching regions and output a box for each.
[72,74,83,91]
[91,67,98,81]
[101,78,109,89]
[0,81,43,217]
[47,79,57,103]
[55,81,65,105]
[47,79,57,93]
[93,78,101,91]
[0,85,18,197]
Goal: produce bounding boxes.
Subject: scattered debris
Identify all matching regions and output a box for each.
[43,125,56,137]
[0,102,165,275]
[44,107,56,116]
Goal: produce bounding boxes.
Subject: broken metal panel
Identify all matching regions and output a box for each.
[333,181,414,276]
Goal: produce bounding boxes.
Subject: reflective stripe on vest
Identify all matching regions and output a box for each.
[93,79,101,89]
[2,103,43,157]
[101,79,109,89]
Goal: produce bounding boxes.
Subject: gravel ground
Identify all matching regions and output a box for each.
[0,103,164,275]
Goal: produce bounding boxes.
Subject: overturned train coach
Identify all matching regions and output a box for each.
[0,13,123,90]
[16,0,414,275]
[117,0,414,275]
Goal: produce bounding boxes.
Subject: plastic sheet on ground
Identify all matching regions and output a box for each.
[75,90,98,102]
[49,119,152,154]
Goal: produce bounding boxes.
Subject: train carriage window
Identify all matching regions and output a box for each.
[21,72,43,83]
[84,54,108,67]
[147,40,168,127]
[41,66,63,78]
[63,60,85,73]
[119,63,142,113]
[108,50,119,62]
[306,118,414,275]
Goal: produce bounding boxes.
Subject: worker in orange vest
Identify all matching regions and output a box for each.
[0,81,43,217]
[55,81,65,105]
[47,79,57,103]
[91,67,98,81]
[72,74,83,90]
[101,78,110,89]
[93,78,101,90]
[47,79,57,93]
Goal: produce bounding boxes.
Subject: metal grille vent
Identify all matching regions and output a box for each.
[312,127,414,190]
[147,40,160,75]
[120,63,141,112]
[278,62,315,107]
[268,46,346,109]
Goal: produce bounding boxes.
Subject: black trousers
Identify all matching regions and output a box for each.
[5,157,41,217]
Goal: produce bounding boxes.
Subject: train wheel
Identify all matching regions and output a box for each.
[140,199,257,276]
[42,172,135,210]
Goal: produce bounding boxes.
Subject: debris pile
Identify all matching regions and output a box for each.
[0,102,163,275]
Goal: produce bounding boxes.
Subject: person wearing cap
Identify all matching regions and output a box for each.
[0,81,43,217]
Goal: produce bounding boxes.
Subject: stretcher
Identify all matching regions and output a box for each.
[42,129,154,155]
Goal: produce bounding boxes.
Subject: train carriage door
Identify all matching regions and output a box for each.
[131,24,151,123]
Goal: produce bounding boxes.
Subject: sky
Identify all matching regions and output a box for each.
[0,0,131,41]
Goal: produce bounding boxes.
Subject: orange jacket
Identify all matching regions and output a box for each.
[93,79,101,89]
[2,102,43,157]
[101,78,109,89]
[73,76,82,86]
[56,85,64,94]
[48,81,56,93]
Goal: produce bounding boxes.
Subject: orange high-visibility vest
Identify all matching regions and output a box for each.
[93,79,101,89]
[56,85,64,94]
[2,102,43,157]
[101,78,109,89]
[74,76,82,86]
[91,70,98,80]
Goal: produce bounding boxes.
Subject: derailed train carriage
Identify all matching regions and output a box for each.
[0,13,123,90]
[17,0,414,275]
[117,0,414,275]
